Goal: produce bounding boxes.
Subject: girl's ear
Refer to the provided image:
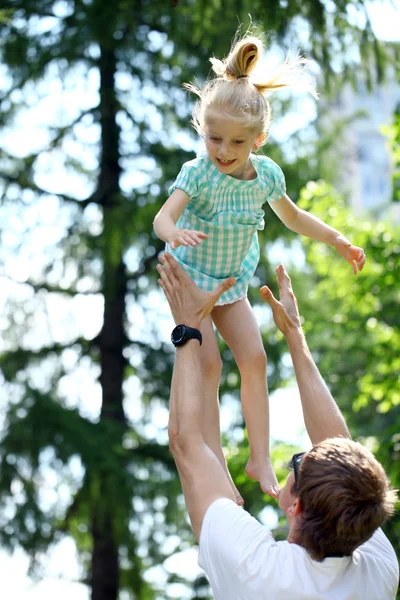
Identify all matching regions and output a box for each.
[253,133,265,150]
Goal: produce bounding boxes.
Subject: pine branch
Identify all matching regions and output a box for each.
[0,168,131,209]
[126,249,161,282]
[45,107,97,150]
[0,73,35,103]
[0,339,91,366]
[2,274,101,296]
[0,171,88,206]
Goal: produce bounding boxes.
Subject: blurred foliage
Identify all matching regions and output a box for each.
[0,0,398,599]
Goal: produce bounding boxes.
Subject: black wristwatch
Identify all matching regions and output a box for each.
[171,324,202,347]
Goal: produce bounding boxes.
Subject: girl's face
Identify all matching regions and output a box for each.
[203,110,264,180]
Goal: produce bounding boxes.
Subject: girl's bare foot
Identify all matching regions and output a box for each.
[245,456,280,498]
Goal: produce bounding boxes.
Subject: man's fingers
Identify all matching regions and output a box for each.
[158,254,179,290]
[162,252,195,289]
[157,277,171,302]
[156,262,166,278]
[161,252,179,275]
[212,277,236,302]
[276,264,291,289]
[260,285,278,306]
[156,262,173,296]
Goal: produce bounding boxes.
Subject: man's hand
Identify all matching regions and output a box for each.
[157,252,236,328]
[262,266,352,445]
[168,228,208,250]
[260,264,302,335]
[334,235,366,274]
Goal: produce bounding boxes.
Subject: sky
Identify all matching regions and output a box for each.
[0,1,399,599]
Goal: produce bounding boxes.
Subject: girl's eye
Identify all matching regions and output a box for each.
[234,140,244,145]
[210,137,221,142]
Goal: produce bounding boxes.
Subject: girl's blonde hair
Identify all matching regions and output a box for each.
[185,33,318,145]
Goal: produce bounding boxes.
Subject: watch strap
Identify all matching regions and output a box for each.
[171,324,202,347]
[184,325,202,346]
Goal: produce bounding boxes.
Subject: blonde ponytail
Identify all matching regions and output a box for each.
[253,54,318,98]
[184,31,318,144]
[210,37,262,80]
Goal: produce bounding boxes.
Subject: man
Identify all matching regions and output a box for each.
[157,252,398,599]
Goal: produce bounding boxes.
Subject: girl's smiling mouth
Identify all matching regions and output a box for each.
[216,157,236,166]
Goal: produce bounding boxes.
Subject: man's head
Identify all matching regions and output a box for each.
[279,438,397,560]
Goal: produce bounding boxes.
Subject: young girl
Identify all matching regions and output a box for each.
[154,34,366,504]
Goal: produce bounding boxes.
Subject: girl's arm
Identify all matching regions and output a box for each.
[153,189,208,249]
[269,194,366,274]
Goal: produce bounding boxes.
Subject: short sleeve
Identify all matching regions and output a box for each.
[356,528,399,591]
[198,498,276,596]
[257,156,286,202]
[168,160,199,199]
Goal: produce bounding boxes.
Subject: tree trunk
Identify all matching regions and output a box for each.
[91,41,125,600]
[92,512,120,600]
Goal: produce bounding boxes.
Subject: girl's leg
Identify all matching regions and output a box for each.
[212,299,279,498]
[200,315,244,506]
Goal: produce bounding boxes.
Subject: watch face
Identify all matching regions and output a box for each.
[171,324,186,345]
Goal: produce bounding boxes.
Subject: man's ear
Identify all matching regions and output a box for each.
[287,498,302,517]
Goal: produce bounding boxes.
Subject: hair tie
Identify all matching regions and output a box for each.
[237,75,248,79]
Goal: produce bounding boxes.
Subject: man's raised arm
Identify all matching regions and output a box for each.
[157,252,237,540]
[260,265,350,444]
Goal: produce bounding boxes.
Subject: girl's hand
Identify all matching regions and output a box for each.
[168,228,208,250]
[334,235,366,274]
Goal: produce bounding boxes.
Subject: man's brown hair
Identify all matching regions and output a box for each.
[297,438,397,561]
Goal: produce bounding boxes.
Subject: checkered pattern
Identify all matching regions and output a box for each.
[166,154,286,305]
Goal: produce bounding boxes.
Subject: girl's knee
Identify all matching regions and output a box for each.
[237,346,267,373]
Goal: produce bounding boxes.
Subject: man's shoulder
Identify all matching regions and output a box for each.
[199,500,332,597]
[199,501,400,599]
[356,528,398,571]
[199,497,275,551]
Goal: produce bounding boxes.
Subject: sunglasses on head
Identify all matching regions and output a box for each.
[288,451,306,490]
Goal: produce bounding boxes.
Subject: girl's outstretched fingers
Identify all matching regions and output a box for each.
[352,250,365,274]
[357,249,366,271]
[169,229,208,250]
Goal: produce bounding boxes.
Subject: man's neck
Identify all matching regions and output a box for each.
[287,516,303,546]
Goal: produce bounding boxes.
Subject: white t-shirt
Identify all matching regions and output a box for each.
[199,498,399,600]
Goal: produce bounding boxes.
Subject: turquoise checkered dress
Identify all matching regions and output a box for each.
[166,153,286,306]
